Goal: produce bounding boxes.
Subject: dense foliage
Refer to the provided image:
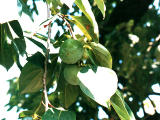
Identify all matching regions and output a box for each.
[0,0,160,119]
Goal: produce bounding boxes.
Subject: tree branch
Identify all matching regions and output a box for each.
[42,3,51,112]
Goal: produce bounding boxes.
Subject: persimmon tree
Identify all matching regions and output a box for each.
[0,0,137,119]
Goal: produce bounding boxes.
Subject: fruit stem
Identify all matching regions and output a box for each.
[58,14,76,39]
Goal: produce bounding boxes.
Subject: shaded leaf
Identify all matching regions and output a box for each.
[59,84,79,108]
[110,90,136,120]
[9,20,24,38]
[78,67,118,107]
[94,0,106,18]
[19,62,44,94]
[19,52,55,94]
[69,16,98,42]
[42,108,76,120]
[0,23,14,70]
[13,38,26,55]
[5,23,13,40]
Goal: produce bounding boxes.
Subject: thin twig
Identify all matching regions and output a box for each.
[42,3,51,112]
[58,14,76,39]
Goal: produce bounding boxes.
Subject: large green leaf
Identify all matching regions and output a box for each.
[90,42,112,68]
[78,67,118,107]
[9,20,24,38]
[42,108,76,120]
[110,90,136,120]
[94,0,106,18]
[0,23,14,70]
[19,52,55,94]
[19,62,44,94]
[69,16,98,42]
[75,0,99,42]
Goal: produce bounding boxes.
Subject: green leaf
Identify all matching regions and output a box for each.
[0,23,14,70]
[94,0,106,18]
[46,0,63,15]
[90,42,112,68]
[42,108,76,120]
[59,84,79,108]
[78,67,118,107]
[13,38,26,55]
[19,52,54,94]
[19,0,33,21]
[5,23,13,40]
[69,16,98,42]
[26,37,47,53]
[19,62,44,94]
[110,90,136,120]
[17,0,23,16]
[53,32,71,48]
[19,110,34,118]
[75,0,99,42]
[24,31,55,43]
[9,20,24,38]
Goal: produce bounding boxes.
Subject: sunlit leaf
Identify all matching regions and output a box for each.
[110,90,136,120]
[75,0,99,42]
[78,67,118,107]
[46,0,63,15]
[69,16,98,42]
[42,108,76,120]
[90,42,112,68]
[94,0,106,18]
[19,110,34,118]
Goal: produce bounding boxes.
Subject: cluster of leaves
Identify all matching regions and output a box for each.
[2,0,160,119]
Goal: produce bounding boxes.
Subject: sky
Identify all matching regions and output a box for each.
[0,0,160,120]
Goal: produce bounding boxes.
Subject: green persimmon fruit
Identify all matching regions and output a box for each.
[59,39,84,64]
[64,64,81,85]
